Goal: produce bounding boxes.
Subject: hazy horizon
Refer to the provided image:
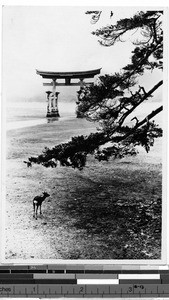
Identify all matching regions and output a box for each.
[3,6,163,104]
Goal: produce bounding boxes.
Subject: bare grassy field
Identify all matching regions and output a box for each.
[5,117,162,260]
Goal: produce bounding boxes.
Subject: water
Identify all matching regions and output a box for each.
[5,100,163,131]
[6,101,77,130]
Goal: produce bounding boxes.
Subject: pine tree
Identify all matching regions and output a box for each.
[27,10,163,169]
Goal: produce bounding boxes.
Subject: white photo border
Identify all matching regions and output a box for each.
[0,1,168,266]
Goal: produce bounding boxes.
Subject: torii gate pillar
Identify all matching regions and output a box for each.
[46,89,60,118]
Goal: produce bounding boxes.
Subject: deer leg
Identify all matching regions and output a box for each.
[33,202,35,218]
[33,200,38,219]
[35,204,38,220]
[40,204,42,215]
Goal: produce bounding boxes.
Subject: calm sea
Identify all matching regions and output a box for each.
[5,100,163,131]
[6,101,77,130]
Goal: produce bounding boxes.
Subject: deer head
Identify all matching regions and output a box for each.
[43,191,50,198]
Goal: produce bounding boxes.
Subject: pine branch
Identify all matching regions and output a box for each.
[116,105,163,142]
[27,104,162,169]
[116,80,163,129]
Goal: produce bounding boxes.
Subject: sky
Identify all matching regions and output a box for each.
[2,6,163,102]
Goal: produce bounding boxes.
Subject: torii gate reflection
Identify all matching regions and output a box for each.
[36,69,101,117]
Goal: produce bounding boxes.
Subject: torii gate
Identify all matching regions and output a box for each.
[36,68,101,117]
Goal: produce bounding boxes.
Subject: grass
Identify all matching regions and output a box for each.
[5,117,162,259]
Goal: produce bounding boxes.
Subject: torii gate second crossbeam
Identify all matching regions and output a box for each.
[36,68,101,117]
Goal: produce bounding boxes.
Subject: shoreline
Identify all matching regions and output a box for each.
[6,115,77,131]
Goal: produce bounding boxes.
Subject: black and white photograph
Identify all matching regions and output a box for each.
[2,5,167,261]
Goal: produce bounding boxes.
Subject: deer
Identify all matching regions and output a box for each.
[33,191,50,220]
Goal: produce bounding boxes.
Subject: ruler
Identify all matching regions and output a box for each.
[0,265,169,298]
[0,283,169,297]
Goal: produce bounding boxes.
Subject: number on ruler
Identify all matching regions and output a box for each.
[79,286,84,294]
[128,286,133,293]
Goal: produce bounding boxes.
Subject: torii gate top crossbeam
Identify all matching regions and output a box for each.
[36,68,101,79]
